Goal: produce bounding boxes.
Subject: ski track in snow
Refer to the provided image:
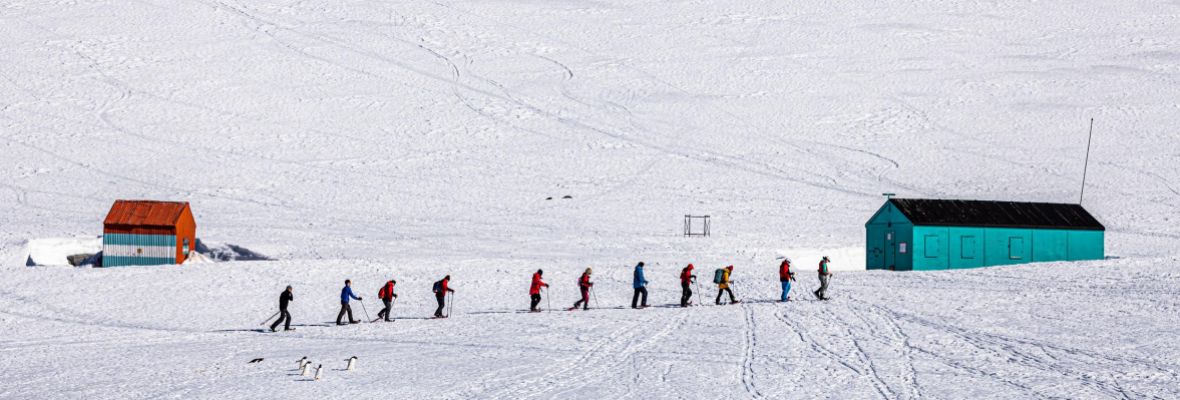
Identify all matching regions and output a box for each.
[738,303,763,399]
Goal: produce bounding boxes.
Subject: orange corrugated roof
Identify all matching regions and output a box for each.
[103,200,190,227]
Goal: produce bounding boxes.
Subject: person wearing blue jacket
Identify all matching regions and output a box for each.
[336,279,363,325]
[631,262,649,309]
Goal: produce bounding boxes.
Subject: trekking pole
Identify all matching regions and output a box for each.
[695,280,702,306]
[359,300,371,322]
[447,293,454,318]
[259,311,280,326]
[545,287,551,313]
[591,287,599,309]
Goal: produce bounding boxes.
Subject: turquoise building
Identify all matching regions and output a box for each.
[866,198,1105,270]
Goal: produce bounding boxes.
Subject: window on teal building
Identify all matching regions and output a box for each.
[924,235,939,258]
[961,236,976,259]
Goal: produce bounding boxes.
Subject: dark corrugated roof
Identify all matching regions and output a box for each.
[889,198,1104,230]
[103,200,190,227]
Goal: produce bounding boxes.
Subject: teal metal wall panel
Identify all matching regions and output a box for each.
[983,228,1033,266]
[866,224,887,270]
[1032,230,1069,261]
[103,233,176,246]
[948,227,985,269]
[866,202,913,270]
[102,256,176,267]
[912,226,949,270]
[894,222,914,271]
[1068,230,1105,261]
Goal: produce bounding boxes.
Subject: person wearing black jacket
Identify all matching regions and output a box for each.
[270,286,294,332]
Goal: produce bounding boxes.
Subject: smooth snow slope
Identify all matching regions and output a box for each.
[2,0,1180,398]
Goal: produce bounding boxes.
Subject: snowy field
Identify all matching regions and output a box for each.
[2,0,1180,398]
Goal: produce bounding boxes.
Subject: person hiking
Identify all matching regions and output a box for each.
[270,285,294,332]
[529,269,549,312]
[336,280,362,325]
[432,275,455,318]
[680,264,697,307]
[779,258,796,302]
[376,279,398,322]
[571,268,594,311]
[715,265,738,305]
[815,256,833,300]
[631,262,649,309]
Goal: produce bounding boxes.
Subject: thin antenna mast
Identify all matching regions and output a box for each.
[1079,118,1094,204]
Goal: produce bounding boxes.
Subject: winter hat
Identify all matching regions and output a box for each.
[444,275,451,280]
[726,265,734,270]
[538,269,544,275]
[687,263,694,269]
[638,262,645,267]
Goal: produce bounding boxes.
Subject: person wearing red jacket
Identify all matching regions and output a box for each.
[680,264,697,307]
[779,258,795,302]
[571,268,594,311]
[433,275,455,318]
[529,269,549,312]
[376,279,399,322]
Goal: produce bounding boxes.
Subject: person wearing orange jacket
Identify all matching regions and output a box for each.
[715,265,738,305]
[680,264,697,307]
[529,269,549,312]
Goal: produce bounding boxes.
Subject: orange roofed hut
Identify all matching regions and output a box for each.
[102,200,196,267]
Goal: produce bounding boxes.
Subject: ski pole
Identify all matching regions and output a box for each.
[359,300,371,322]
[260,311,280,326]
[694,280,701,306]
[591,287,599,309]
[545,287,551,313]
[447,293,454,318]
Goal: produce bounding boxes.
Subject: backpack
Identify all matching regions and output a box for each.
[713,268,725,284]
[432,280,442,293]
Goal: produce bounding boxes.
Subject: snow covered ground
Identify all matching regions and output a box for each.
[2,0,1180,398]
